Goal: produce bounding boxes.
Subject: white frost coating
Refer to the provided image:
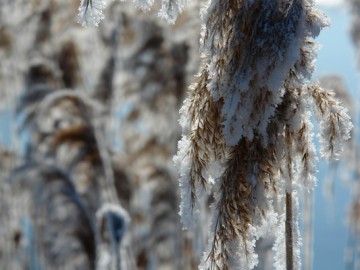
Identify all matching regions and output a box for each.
[78,0,110,27]
[222,91,243,145]
[284,91,319,192]
[296,105,318,192]
[201,0,329,146]
[133,0,155,12]
[173,136,196,229]
[318,106,352,161]
[234,226,259,270]
[78,0,187,26]
[273,192,302,270]
[308,10,330,38]
[199,212,259,270]
[205,160,225,183]
[273,211,286,270]
[132,0,187,22]
[178,88,193,131]
[158,0,187,24]
[293,193,302,270]
[308,87,353,161]
[266,36,300,94]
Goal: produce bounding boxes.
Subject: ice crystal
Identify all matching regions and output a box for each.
[78,0,109,27]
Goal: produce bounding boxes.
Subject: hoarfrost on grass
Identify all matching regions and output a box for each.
[158,0,187,24]
[78,0,110,27]
[78,0,187,26]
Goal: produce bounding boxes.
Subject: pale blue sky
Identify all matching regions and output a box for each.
[313,4,359,270]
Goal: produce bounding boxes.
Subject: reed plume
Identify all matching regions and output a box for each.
[175,1,352,269]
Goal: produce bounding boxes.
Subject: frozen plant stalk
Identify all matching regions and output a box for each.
[175,0,353,269]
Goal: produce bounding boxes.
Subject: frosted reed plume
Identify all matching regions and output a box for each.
[175,0,353,269]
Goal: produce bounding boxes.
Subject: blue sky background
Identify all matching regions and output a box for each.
[313,3,359,270]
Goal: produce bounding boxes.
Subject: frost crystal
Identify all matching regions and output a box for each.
[78,0,188,26]
[78,0,109,27]
[158,0,187,24]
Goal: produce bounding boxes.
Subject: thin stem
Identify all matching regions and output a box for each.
[286,192,293,270]
[303,191,313,270]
